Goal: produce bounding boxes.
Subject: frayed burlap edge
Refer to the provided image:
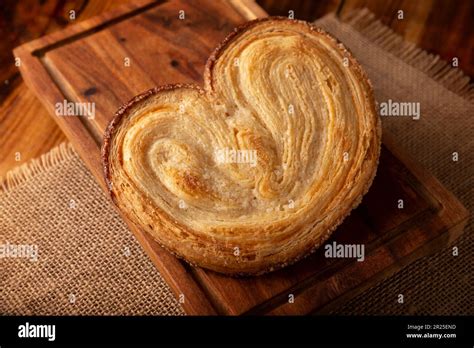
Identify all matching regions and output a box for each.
[0,142,75,193]
[1,9,471,316]
[342,8,474,102]
[3,9,471,192]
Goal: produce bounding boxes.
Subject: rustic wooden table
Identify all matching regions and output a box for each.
[1,0,473,177]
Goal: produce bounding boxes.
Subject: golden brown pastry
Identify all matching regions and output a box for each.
[102,17,381,275]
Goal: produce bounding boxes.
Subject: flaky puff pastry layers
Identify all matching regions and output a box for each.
[102,17,381,276]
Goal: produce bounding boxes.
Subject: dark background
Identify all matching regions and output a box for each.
[0,0,473,175]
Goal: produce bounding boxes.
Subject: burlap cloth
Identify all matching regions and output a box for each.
[1,10,472,315]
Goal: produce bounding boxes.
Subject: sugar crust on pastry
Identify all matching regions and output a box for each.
[102,17,381,275]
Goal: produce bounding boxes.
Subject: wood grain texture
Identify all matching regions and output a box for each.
[0,0,133,178]
[13,0,469,315]
[0,85,66,175]
[2,0,472,177]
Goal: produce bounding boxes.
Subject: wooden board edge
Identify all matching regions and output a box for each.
[126,217,219,315]
[258,202,468,315]
[13,0,160,54]
[13,0,266,56]
[314,215,468,315]
[12,0,268,316]
[13,45,105,188]
[382,130,469,222]
[13,44,218,316]
[265,131,470,315]
[13,0,469,316]
[239,131,470,315]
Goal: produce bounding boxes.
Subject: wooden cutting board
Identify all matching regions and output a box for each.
[14,0,469,315]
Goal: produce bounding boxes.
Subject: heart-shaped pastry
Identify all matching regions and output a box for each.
[102,17,381,275]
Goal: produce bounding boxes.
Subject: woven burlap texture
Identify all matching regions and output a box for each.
[316,11,473,315]
[1,10,472,315]
[0,144,184,315]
